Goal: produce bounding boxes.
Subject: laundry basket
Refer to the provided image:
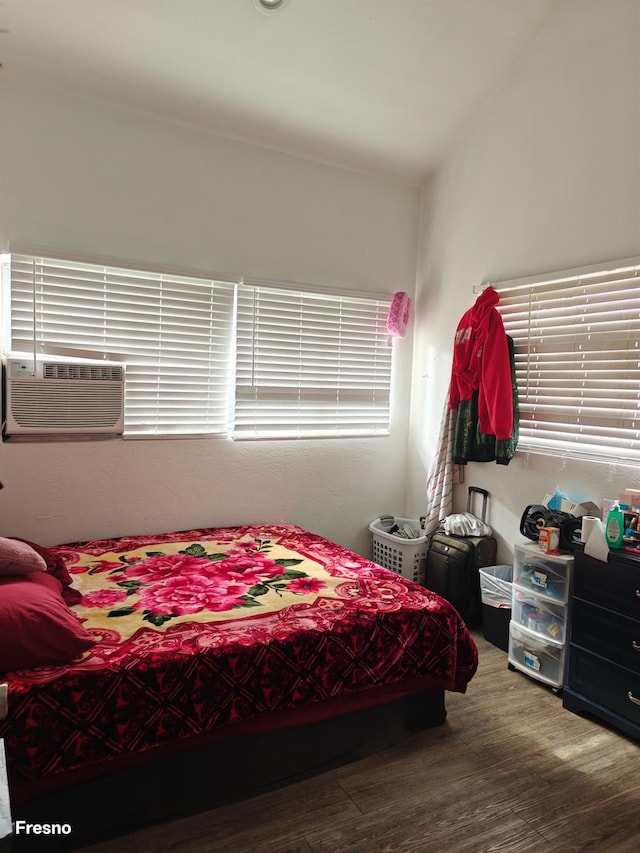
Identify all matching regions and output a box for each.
[369,518,428,585]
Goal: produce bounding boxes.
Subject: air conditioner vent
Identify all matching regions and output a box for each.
[43,362,125,382]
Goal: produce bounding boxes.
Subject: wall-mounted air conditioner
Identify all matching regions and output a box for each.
[4,355,125,438]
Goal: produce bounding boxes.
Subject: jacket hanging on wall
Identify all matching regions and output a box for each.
[453,335,519,465]
[448,287,517,465]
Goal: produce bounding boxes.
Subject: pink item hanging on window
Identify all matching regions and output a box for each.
[386,292,411,337]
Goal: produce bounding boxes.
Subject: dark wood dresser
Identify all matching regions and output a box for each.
[563,544,640,740]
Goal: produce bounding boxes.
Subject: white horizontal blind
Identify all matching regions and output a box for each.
[9,254,237,436]
[496,259,640,464]
[234,282,393,438]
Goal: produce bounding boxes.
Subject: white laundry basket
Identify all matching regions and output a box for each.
[368,518,428,585]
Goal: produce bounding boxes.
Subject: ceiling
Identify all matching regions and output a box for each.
[0,0,558,185]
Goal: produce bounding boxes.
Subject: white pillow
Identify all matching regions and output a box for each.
[0,537,47,576]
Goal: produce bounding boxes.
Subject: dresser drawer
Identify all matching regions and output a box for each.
[571,599,640,674]
[567,647,640,728]
[573,552,640,619]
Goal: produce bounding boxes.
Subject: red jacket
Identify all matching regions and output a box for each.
[449,286,513,440]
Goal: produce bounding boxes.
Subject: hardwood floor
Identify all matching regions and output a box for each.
[77,631,640,853]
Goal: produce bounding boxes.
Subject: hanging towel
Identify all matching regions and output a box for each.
[424,396,456,537]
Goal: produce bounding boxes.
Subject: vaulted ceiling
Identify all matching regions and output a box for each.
[0,0,558,184]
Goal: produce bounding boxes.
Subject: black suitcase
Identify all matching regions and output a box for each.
[425,487,497,627]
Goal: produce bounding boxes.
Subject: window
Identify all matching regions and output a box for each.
[5,254,238,436]
[234,280,393,438]
[3,253,394,439]
[496,258,640,465]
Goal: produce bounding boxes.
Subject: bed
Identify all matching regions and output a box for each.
[0,523,478,850]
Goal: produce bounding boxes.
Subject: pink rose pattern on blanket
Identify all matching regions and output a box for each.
[80,538,323,627]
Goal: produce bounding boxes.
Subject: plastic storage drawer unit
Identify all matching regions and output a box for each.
[508,543,573,690]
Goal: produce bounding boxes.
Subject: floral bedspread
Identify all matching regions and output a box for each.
[1,524,478,798]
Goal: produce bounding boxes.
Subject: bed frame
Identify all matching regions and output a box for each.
[11,688,446,852]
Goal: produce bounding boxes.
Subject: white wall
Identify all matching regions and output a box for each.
[408,0,640,563]
[0,82,419,552]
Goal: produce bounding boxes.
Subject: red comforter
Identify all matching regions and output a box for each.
[1,524,478,800]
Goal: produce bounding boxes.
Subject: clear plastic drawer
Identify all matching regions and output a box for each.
[512,589,565,645]
[513,544,573,603]
[508,623,565,687]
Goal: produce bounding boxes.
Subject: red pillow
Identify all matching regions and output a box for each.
[0,573,95,673]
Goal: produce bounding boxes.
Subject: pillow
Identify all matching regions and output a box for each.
[0,573,95,672]
[0,537,47,576]
[10,537,82,605]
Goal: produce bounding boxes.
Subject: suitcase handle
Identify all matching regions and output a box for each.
[468,487,488,499]
[467,487,489,521]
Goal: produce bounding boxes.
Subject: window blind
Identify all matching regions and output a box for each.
[496,259,640,465]
[8,254,238,436]
[234,281,393,438]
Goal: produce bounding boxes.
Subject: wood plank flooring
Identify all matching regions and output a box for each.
[76,631,640,853]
